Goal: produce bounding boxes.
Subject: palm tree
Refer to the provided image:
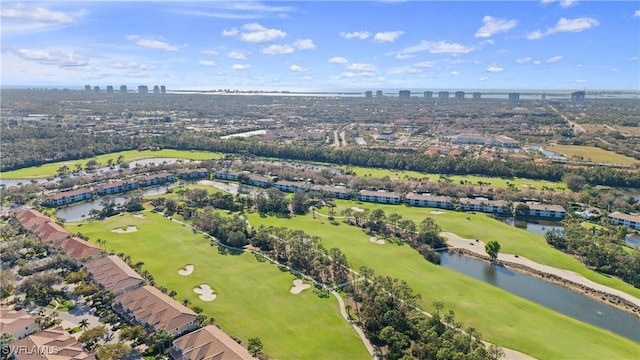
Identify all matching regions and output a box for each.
[79,318,90,331]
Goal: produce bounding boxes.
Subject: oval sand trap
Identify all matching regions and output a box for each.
[369,236,385,245]
[178,264,194,276]
[133,214,146,218]
[111,226,138,233]
[430,211,446,215]
[193,284,216,301]
[290,279,311,294]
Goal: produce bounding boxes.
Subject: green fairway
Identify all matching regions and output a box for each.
[65,212,368,360]
[343,166,566,191]
[317,200,640,299]
[1,149,223,179]
[245,211,640,359]
[547,144,640,165]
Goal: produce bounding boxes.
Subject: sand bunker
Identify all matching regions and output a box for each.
[290,279,311,294]
[430,211,446,215]
[369,236,385,245]
[193,284,216,301]
[351,207,365,212]
[178,264,194,276]
[133,214,146,218]
[111,226,138,233]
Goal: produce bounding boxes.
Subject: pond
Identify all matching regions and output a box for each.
[440,252,640,343]
[500,217,564,236]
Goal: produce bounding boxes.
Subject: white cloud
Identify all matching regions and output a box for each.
[635,10,640,17]
[516,57,532,64]
[347,63,377,72]
[201,50,219,55]
[199,60,216,66]
[399,40,476,55]
[486,64,504,72]
[373,31,405,42]
[475,15,517,38]
[126,35,180,51]
[395,54,414,60]
[541,0,578,8]
[450,71,460,76]
[262,44,294,55]
[107,61,150,71]
[1,4,85,33]
[533,60,541,65]
[545,55,563,63]
[610,68,620,72]
[239,23,286,43]
[337,71,375,78]
[527,17,599,39]
[289,64,306,72]
[329,57,349,64]
[576,79,588,83]
[413,61,437,69]
[294,39,316,50]
[15,48,89,67]
[628,56,639,61]
[479,77,489,81]
[222,28,239,37]
[171,3,295,20]
[340,31,370,39]
[231,64,251,70]
[227,51,248,59]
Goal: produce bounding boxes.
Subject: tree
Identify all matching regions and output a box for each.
[485,240,501,262]
[247,337,263,356]
[146,329,173,355]
[78,326,108,348]
[79,318,90,331]
[562,173,586,192]
[1,333,15,360]
[96,343,132,360]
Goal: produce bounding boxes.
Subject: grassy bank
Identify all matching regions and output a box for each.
[546,144,639,165]
[1,149,223,179]
[65,212,368,360]
[246,211,640,359]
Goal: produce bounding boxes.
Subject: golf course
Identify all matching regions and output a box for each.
[65,211,369,360]
[244,209,639,360]
[1,149,223,179]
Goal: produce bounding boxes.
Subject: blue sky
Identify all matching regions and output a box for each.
[2,1,639,91]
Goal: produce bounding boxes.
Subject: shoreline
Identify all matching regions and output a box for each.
[440,232,640,316]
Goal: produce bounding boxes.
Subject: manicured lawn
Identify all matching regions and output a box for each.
[546,144,640,165]
[65,212,368,360]
[246,211,640,360]
[343,166,566,191]
[1,149,223,179]
[318,200,640,299]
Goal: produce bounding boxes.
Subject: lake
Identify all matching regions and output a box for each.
[440,252,640,343]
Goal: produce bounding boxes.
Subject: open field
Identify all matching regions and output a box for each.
[246,211,640,359]
[316,200,640,299]
[1,149,223,179]
[546,144,639,165]
[65,212,368,360]
[343,166,566,191]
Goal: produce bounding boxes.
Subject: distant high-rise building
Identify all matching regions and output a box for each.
[153,85,160,94]
[541,93,546,100]
[85,85,91,92]
[106,85,114,93]
[138,85,148,94]
[399,90,411,99]
[375,90,383,98]
[455,91,465,100]
[93,86,100,93]
[120,85,127,94]
[365,91,373,98]
[424,91,433,99]
[571,91,585,101]
[160,85,166,94]
[438,91,449,99]
[473,92,481,100]
[508,92,520,102]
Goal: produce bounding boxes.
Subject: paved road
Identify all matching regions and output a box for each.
[549,104,586,135]
[331,291,378,359]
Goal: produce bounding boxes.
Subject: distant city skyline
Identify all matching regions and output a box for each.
[2,1,639,91]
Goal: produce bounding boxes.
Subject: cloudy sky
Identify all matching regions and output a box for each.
[2,0,639,91]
